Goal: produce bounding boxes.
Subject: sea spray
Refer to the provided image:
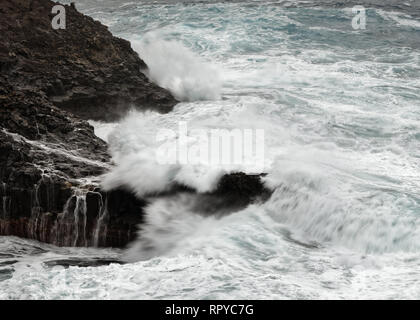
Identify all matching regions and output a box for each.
[124,193,220,262]
[3,0,420,299]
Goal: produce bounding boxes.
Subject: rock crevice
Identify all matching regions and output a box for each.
[0,0,177,246]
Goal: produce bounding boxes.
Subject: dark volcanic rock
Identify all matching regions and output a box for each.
[0,0,270,248]
[0,0,177,121]
[191,173,271,216]
[0,0,177,247]
[0,68,148,246]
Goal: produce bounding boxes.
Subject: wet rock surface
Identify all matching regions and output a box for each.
[0,0,270,248]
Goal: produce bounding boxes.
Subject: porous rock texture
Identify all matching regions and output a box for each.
[0,0,175,246]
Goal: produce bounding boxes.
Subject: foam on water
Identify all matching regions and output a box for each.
[131,33,222,101]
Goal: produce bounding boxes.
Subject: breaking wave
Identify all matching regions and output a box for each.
[131,33,222,101]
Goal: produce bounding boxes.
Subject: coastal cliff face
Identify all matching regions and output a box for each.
[0,0,174,246]
[0,0,269,247]
[0,0,177,121]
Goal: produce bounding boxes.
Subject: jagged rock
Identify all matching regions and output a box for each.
[188,173,271,216]
[0,0,270,248]
[0,0,177,247]
[0,0,177,121]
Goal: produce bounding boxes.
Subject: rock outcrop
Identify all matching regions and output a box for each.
[0,0,270,248]
[0,0,177,121]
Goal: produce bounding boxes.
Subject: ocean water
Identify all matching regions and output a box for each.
[1,0,420,299]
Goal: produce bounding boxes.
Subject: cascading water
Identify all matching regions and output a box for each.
[52,191,111,247]
[1,0,420,299]
[0,183,10,234]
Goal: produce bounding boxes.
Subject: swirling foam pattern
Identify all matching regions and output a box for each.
[1,0,419,299]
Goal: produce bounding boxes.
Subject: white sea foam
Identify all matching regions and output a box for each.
[100,110,229,196]
[120,149,420,263]
[3,0,420,300]
[100,100,278,196]
[377,10,420,29]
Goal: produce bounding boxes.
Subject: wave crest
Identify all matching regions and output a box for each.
[132,33,222,101]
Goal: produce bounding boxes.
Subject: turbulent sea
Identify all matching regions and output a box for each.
[1,0,420,299]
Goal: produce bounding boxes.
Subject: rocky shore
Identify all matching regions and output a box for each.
[0,0,269,247]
